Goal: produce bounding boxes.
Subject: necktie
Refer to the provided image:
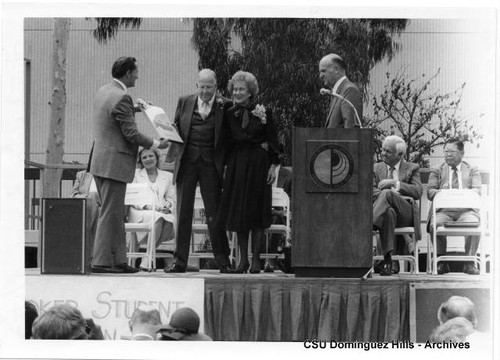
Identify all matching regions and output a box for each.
[388,166,395,180]
[201,102,209,119]
[451,166,459,189]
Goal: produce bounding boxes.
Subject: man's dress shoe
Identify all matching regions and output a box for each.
[115,263,140,273]
[91,265,123,274]
[165,264,186,273]
[437,262,450,275]
[463,263,480,275]
[379,260,392,276]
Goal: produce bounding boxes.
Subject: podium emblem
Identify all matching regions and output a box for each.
[306,140,358,193]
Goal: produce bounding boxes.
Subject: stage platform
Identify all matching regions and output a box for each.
[25,269,491,342]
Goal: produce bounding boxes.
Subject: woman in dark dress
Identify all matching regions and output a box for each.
[218,71,280,273]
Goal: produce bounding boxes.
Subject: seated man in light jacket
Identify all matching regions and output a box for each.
[426,138,482,275]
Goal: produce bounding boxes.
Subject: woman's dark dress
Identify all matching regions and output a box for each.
[218,104,280,232]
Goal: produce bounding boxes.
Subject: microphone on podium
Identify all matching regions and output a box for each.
[320,88,363,128]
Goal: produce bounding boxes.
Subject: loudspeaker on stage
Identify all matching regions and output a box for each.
[41,198,91,274]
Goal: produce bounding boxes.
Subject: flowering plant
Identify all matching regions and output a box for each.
[251,104,267,124]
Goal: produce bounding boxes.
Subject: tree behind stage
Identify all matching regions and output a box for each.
[191,18,409,165]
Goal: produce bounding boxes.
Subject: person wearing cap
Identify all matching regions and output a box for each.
[157,307,212,341]
[128,305,162,341]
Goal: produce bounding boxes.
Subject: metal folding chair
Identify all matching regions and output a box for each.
[430,189,484,275]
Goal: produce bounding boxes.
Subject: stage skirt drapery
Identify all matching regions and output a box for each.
[204,278,409,341]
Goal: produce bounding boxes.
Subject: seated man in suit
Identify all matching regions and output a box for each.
[71,170,100,257]
[373,135,422,276]
[427,138,481,275]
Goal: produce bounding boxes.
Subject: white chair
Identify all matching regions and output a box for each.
[264,187,291,257]
[125,183,172,272]
[372,198,420,274]
[190,187,214,262]
[430,189,484,275]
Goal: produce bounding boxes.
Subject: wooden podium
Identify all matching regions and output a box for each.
[292,128,373,277]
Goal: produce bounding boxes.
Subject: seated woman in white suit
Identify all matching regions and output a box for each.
[128,148,176,270]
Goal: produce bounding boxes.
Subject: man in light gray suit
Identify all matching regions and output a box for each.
[319,53,363,128]
[71,170,99,257]
[373,135,422,276]
[89,57,169,273]
[427,138,482,275]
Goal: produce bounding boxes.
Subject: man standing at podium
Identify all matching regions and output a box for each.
[89,57,169,274]
[372,135,422,276]
[318,53,363,128]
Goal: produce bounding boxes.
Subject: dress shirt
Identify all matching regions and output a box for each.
[448,162,463,189]
[197,94,215,119]
[113,78,127,92]
[130,333,155,340]
[386,160,401,191]
[331,75,347,94]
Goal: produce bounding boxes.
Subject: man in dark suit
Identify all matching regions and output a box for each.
[165,69,232,273]
[427,138,482,275]
[373,135,422,276]
[89,57,169,273]
[319,53,363,128]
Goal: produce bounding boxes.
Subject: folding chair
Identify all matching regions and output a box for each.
[373,197,420,274]
[430,189,484,275]
[189,187,214,264]
[263,188,290,261]
[230,188,290,267]
[125,183,172,271]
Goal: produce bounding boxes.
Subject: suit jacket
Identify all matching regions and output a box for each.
[426,161,482,230]
[167,94,228,184]
[89,80,154,183]
[277,166,292,198]
[373,161,423,239]
[71,170,97,198]
[426,161,481,201]
[325,78,363,129]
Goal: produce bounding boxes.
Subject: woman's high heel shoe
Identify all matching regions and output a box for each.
[234,261,250,274]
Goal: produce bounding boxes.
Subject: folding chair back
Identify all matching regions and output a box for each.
[124,183,157,271]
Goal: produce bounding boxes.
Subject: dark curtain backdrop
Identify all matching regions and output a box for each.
[204,278,409,341]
